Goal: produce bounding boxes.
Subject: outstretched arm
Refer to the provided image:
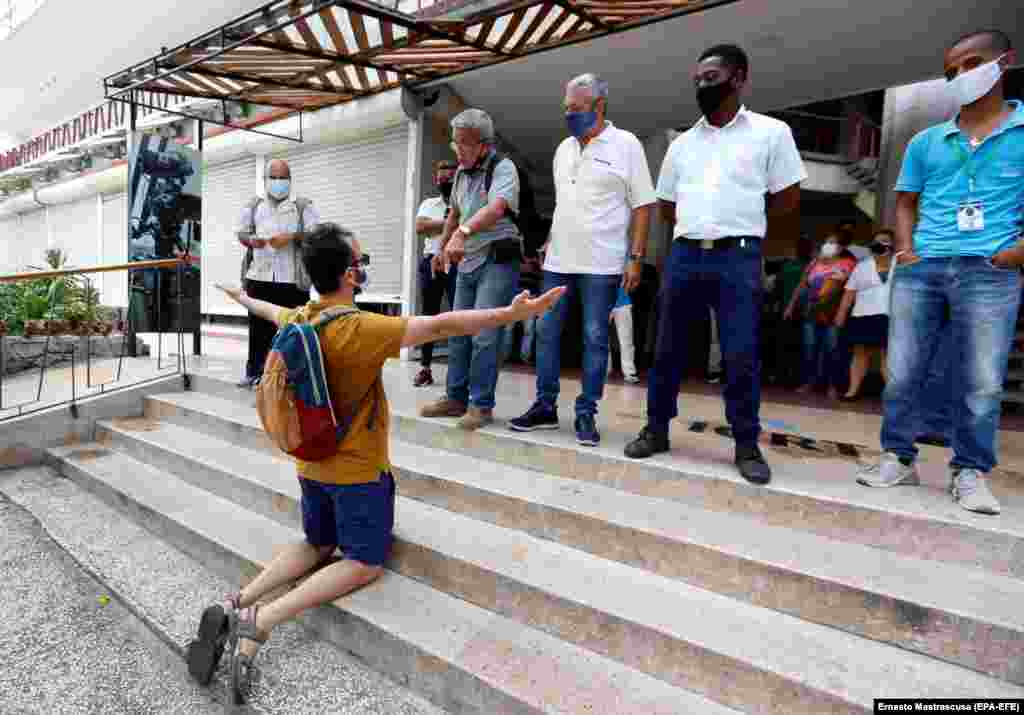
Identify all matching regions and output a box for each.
[217,284,284,326]
[401,287,565,348]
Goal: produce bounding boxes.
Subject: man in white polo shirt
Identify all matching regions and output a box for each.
[624,44,806,485]
[509,73,655,446]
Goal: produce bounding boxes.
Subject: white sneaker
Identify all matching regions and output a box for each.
[624,374,640,384]
[950,469,1001,515]
[857,452,921,487]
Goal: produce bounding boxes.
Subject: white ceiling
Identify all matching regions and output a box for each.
[434,0,1022,164]
[0,0,260,142]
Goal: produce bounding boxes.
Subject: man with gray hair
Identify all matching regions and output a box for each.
[509,73,655,446]
[420,108,522,430]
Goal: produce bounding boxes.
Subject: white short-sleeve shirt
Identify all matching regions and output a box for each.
[545,122,656,275]
[417,196,448,257]
[656,107,806,241]
[845,256,892,317]
[236,197,320,284]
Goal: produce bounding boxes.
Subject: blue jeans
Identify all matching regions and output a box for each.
[882,257,1022,472]
[535,272,620,418]
[917,325,955,439]
[647,239,763,445]
[445,256,519,410]
[499,314,538,363]
[801,321,843,390]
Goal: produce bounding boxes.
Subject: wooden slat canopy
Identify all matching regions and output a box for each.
[105,0,724,118]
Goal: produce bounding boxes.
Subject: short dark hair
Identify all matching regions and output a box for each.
[698,44,750,78]
[951,29,1013,55]
[301,222,355,295]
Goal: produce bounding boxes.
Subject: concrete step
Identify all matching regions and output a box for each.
[98,414,1024,684]
[145,390,1024,581]
[48,442,1024,714]
[47,444,733,715]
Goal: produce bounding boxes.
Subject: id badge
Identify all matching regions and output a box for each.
[957,201,985,232]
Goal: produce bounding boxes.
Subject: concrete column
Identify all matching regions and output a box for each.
[878,78,958,227]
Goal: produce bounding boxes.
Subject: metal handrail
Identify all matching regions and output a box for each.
[1,258,191,421]
[0,258,184,283]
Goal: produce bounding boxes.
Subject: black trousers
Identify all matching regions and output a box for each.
[245,279,310,380]
[418,256,458,367]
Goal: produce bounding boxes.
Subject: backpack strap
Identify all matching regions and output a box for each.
[309,305,385,433]
[291,197,313,291]
[483,152,502,193]
[293,197,312,233]
[240,196,263,284]
[484,153,520,222]
[312,305,359,330]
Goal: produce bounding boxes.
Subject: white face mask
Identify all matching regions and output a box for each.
[820,242,839,259]
[949,55,1005,107]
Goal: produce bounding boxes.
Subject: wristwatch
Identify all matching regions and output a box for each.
[458,224,474,238]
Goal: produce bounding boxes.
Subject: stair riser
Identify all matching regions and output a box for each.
[397,468,1024,685]
[54,452,264,590]
[390,539,862,715]
[129,401,1024,685]
[391,413,1024,579]
[144,398,275,454]
[87,425,861,711]
[50,452,545,715]
[97,424,302,533]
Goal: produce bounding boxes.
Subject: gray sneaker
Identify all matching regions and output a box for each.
[857,452,921,487]
[950,469,1001,515]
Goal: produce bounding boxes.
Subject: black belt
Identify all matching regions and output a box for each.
[677,236,761,250]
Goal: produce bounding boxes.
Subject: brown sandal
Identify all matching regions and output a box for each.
[227,606,268,705]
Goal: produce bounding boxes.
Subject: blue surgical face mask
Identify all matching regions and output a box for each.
[566,110,598,140]
[267,178,291,200]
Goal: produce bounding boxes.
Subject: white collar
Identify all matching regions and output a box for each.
[695,105,748,131]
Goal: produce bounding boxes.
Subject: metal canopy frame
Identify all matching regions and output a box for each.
[104,0,730,140]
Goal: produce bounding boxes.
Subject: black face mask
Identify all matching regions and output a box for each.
[696,78,735,118]
[439,181,453,202]
[870,242,890,255]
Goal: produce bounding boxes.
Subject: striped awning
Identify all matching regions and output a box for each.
[105,0,723,121]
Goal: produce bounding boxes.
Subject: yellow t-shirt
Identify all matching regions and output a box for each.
[276,299,408,486]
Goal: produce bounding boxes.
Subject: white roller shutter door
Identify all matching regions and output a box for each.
[48,196,100,269]
[0,215,25,273]
[282,124,408,299]
[202,157,259,316]
[101,193,129,308]
[19,210,47,269]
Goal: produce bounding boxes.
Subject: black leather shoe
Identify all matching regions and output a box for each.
[624,426,670,459]
[735,444,772,484]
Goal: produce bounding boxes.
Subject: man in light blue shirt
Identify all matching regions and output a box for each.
[857,29,1024,515]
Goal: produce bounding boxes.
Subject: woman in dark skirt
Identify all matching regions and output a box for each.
[834,230,895,400]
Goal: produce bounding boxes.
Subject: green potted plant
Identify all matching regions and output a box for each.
[64,300,92,336]
[94,306,116,336]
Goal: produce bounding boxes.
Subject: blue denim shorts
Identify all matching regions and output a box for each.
[298,472,396,567]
